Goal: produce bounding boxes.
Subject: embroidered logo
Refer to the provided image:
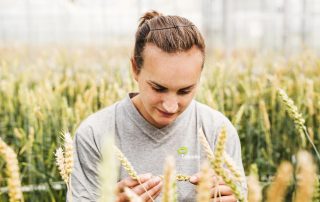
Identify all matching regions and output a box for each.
[177,146,200,160]
[177,146,188,157]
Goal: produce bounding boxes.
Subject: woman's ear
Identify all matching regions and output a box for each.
[130,57,139,81]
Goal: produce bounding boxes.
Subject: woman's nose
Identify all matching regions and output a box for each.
[162,98,178,113]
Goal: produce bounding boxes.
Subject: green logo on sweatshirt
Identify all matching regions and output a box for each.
[177,146,188,156]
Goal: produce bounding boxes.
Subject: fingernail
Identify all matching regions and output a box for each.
[190,176,198,183]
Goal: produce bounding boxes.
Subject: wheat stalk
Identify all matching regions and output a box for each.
[161,156,177,202]
[98,136,118,202]
[196,161,212,202]
[114,146,154,202]
[198,128,214,159]
[277,87,305,139]
[294,150,317,202]
[313,176,320,202]
[212,126,246,202]
[223,152,243,183]
[233,104,246,127]
[55,147,69,184]
[55,132,74,201]
[266,161,293,202]
[247,174,261,202]
[199,127,243,183]
[0,137,24,202]
[277,88,320,162]
[114,146,139,180]
[64,132,73,178]
[259,100,272,159]
[306,79,315,115]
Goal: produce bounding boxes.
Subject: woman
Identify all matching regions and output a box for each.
[69,10,246,202]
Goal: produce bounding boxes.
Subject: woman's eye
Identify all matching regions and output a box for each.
[178,90,191,95]
[152,87,166,93]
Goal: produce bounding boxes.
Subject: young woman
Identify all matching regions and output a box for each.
[69,10,246,202]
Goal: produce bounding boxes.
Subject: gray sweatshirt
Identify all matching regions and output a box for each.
[68,93,246,201]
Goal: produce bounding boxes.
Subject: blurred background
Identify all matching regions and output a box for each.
[0,1,320,202]
[1,0,320,53]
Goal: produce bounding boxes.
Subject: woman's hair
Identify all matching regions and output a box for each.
[133,10,206,73]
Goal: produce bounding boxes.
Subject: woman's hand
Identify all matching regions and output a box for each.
[189,172,237,202]
[116,173,163,202]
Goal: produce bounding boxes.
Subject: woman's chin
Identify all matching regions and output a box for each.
[153,116,176,128]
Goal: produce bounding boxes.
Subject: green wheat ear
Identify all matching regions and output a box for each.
[277,88,320,162]
[212,126,246,202]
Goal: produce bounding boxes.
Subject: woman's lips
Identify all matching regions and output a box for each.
[157,109,175,117]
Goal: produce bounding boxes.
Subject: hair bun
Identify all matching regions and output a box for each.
[139,10,162,27]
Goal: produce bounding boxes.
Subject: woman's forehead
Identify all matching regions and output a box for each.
[140,45,202,83]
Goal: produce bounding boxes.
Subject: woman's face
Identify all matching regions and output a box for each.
[131,43,203,128]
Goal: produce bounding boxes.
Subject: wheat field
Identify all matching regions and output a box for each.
[0,46,319,201]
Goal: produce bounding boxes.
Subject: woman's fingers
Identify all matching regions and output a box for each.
[116,173,154,202]
[152,184,163,199]
[132,176,162,195]
[211,177,225,187]
[212,195,237,202]
[116,192,129,202]
[189,172,201,184]
[190,171,220,185]
[117,176,162,202]
[211,184,234,199]
[143,180,163,202]
[117,173,153,192]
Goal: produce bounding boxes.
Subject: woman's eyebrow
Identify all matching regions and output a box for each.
[179,84,196,91]
[147,81,167,89]
[147,80,196,90]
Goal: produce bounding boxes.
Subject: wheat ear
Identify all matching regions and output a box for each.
[223,152,243,183]
[199,127,243,183]
[161,155,177,202]
[55,147,69,184]
[313,176,320,202]
[294,150,317,202]
[247,174,261,202]
[114,146,154,202]
[98,136,118,202]
[0,137,24,202]
[55,132,74,202]
[64,132,73,177]
[277,88,320,162]
[266,161,293,202]
[213,126,246,202]
[196,161,213,202]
